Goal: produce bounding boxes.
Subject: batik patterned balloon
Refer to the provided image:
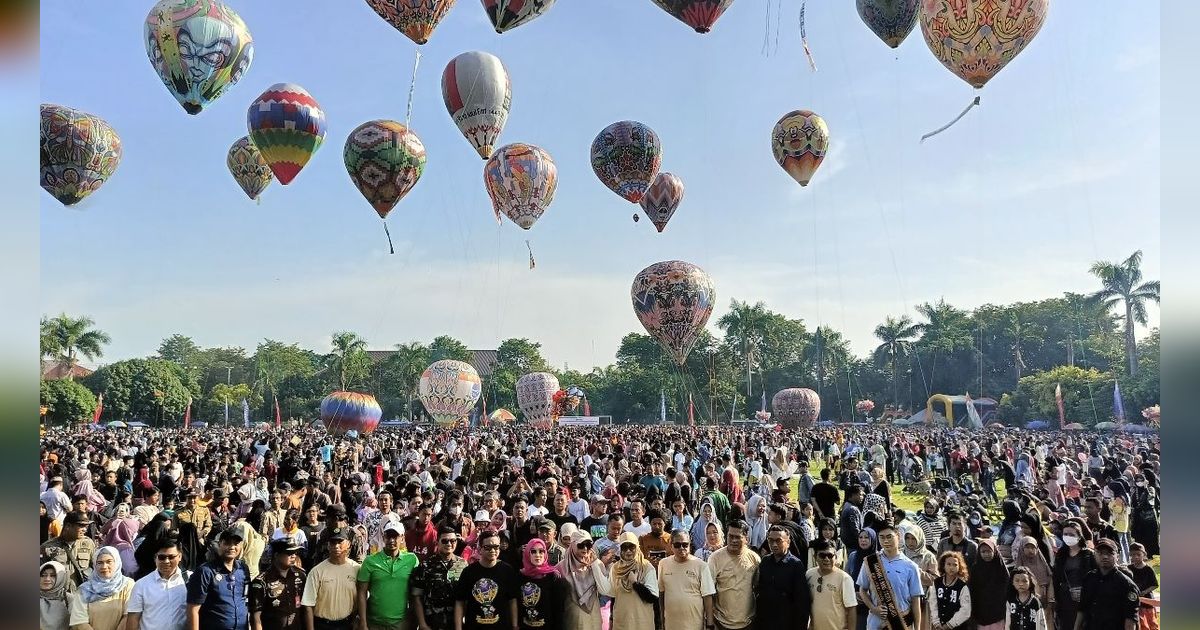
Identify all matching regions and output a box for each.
[364,0,457,45]
[484,143,557,229]
[516,372,559,430]
[40,104,123,207]
[482,0,557,33]
[919,0,1049,89]
[631,260,715,366]
[856,0,919,48]
[649,0,734,33]
[247,83,326,185]
[591,121,662,203]
[418,360,482,427]
[320,391,383,436]
[144,0,254,115]
[639,172,684,233]
[226,136,272,200]
[344,120,426,219]
[771,110,829,187]
[442,51,511,159]
[772,388,821,428]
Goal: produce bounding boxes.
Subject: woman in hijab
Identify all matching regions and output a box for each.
[689,499,716,550]
[845,528,877,630]
[72,469,107,514]
[557,532,611,630]
[74,547,135,630]
[1017,512,1054,567]
[744,495,769,550]
[517,538,568,630]
[604,531,657,630]
[693,520,724,562]
[996,499,1023,565]
[101,517,140,578]
[134,513,178,579]
[1013,535,1054,615]
[40,561,75,630]
[970,538,1009,630]
[900,522,938,592]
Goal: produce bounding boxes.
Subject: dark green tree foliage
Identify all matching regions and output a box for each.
[82,358,190,424]
[41,378,97,425]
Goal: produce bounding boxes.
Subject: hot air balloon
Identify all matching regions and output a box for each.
[418,360,482,427]
[489,408,516,423]
[144,0,254,115]
[856,0,919,48]
[772,388,821,428]
[639,172,684,232]
[320,391,383,436]
[344,120,426,219]
[631,260,715,367]
[483,0,557,33]
[771,110,829,187]
[40,104,122,207]
[591,121,662,203]
[919,0,1049,89]
[226,136,272,201]
[442,51,511,159]
[247,83,326,185]
[649,0,734,33]
[516,372,559,430]
[484,143,557,228]
[364,0,457,45]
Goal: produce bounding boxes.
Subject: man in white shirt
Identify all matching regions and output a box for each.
[40,477,72,524]
[568,485,590,523]
[623,499,652,537]
[126,538,189,630]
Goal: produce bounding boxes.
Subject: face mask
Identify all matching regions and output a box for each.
[1062,535,1080,547]
[969,517,981,525]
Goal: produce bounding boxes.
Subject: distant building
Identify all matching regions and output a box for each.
[365,349,499,379]
[41,360,94,381]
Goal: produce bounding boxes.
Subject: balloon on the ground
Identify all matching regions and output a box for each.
[856,0,919,48]
[484,143,557,229]
[919,0,1049,89]
[442,51,511,159]
[320,391,383,435]
[40,104,123,207]
[483,0,557,33]
[639,172,684,232]
[649,0,734,33]
[247,83,326,185]
[631,260,716,366]
[144,0,254,115]
[364,0,457,45]
[226,136,272,200]
[418,360,482,427]
[772,388,821,428]
[771,110,829,187]
[344,120,426,219]
[591,121,662,203]
[516,372,559,430]
[489,408,516,422]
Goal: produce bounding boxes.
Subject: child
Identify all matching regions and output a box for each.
[1128,542,1159,630]
[928,551,972,630]
[1005,566,1047,630]
[1110,493,1131,564]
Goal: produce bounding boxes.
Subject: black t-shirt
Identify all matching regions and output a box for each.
[811,482,839,519]
[516,573,567,630]
[1128,564,1158,600]
[579,515,609,540]
[1079,568,1139,630]
[454,561,519,630]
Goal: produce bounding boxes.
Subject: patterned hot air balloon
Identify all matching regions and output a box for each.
[418,360,482,427]
[442,51,511,159]
[144,0,254,115]
[772,388,821,428]
[649,0,734,33]
[919,0,1049,89]
[639,172,684,233]
[320,391,383,436]
[344,120,426,219]
[40,104,122,207]
[364,0,457,45]
[247,83,326,185]
[631,260,715,367]
[771,110,829,187]
[226,136,272,200]
[484,143,557,229]
[516,372,559,430]
[483,0,557,33]
[856,0,919,48]
[591,121,662,203]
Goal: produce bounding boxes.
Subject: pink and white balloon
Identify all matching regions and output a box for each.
[516,372,559,430]
[772,388,821,428]
[418,360,482,427]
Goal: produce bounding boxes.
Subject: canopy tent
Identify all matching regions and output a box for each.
[489,408,516,422]
[1120,423,1157,433]
[1094,421,1120,430]
[105,421,127,428]
[925,395,998,428]
[1025,420,1052,430]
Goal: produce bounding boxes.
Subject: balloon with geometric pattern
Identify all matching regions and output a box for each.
[246,83,326,185]
[144,0,254,115]
[856,0,919,48]
[344,120,426,219]
[319,391,383,436]
[648,0,734,33]
[484,143,557,229]
[226,136,272,201]
[516,372,559,430]
[418,360,482,427]
[442,51,511,159]
[40,104,123,207]
[771,110,829,187]
[591,120,662,203]
[918,0,1050,89]
[482,0,557,33]
[772,387,821,428]
[631,260,715,367]
[639,172,684,233]
[363,0,457,45]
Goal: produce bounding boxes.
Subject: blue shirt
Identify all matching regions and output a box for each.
[855,552,923,630]
[320,445,334,463]
[187,559,250,630]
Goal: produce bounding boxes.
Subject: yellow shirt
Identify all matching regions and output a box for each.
[707,547,760,629]
[806,567,857,630]
[301,559,361,621]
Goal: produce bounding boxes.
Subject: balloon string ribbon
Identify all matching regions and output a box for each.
[383,221,395,255]
[800,0,817,72]
[526,239,536,270]
[405,50,423,128]
[921,95,981,143]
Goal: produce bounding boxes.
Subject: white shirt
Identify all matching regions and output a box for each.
[127,567,189,630]
[624,521,652,537]
[40,487,71,521]
[568,499,590,523]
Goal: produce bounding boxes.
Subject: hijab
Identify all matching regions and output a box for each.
[79,546,133,604]
[521,538,560,579]
[611,531,650,593]
[103,517,139,551]
[40,561,71,630]
[1018,512,1053,566]
[745,495,768,548]
[691,499,715,549]
[847,527,878,581]
[969,538,1009,624]
[1013,535,1052,591]
[556,531,598,612]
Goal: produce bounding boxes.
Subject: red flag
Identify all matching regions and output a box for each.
[583,398,591,416]
[1055,383,1066,430]
[274,395,282,430]
[688,393,695,427]
[92,393,103,425]
[183,396,192,429]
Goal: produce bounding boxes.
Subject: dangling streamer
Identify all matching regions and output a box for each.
[383,221,395,255]
[761,0,771,56]
[256,195,261,206]
[799,0,817,72]
[405,50,423,127]
[526,239,536,270]
[774,0,782,56]
[920,95,981,143]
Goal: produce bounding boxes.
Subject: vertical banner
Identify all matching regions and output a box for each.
[183,396,192,429]
[224,399,230,425]
[274,395,282,429]
[583,397,591,416]
[242,398,250,428]
[660,390,667,423]
[1055,383,1065,430]
[688,393,695,427]
[92,393,104,424]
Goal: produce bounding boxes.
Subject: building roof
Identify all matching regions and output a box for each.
[41,360,94,380]
[365,349,499,378]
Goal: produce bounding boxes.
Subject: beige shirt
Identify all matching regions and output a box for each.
[660,556,716,630]
[707,547,760,629]
[301,559,361,621]
[806,567,857,630]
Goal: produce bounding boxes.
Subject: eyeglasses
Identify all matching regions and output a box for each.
[156,554,179,561]
[672,542,689,549]
[439,538,457,544]
[481,544,501,551]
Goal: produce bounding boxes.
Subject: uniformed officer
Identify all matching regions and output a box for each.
[1075,538,1139,630]
[250,537,308,630]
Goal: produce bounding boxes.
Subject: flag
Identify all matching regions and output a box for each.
[224,399,230,425]
[274,395,282,429]
[660,390,667,423]
[242,398,250,428]
[688,393,695,427]
[583,397,591,416]
[760,390,767,413]
[1113,381,1126,425]
[92,393,104,425]
[183,396,192,430]
[1055,383,1065,430]
[964,391,983,429]
[526,240,536,270]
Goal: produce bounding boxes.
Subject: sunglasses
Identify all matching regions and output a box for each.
[156,554,179,561]
[672,542,689,549]
[439,538,457,544]
[816,576,825,592]
[481,544,501,551]
[817,552,835,559]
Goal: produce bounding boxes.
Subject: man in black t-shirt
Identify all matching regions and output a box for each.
[454,529,518,630]
[1076,539,1139,630]
[811,468,840,520]
[578,494,611,540]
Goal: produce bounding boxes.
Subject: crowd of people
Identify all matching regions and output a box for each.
[38,422,1161,630]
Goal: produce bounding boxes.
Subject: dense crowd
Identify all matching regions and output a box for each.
[38,423,1161,630]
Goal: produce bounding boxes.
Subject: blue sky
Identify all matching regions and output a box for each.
[40,1,1160,371]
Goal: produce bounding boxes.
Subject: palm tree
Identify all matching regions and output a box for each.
[803,326,851,407]
[1004,309,1045,382]
[914,300,975,392]
[384,342,431,418]
[1088,250,1160,377]
[716,300,771,397]
[40,314,111,379]
[872,315,920,405]
[327,331,368,391]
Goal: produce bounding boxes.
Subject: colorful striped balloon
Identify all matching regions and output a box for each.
[246,83,326,185]
[442,51,511,159]
[40,104,123,207]
[344,120,426,219]
[591,120,662,203]
[226,136,272,200]
[639,172,684,232]
[482,0,557,33]
[771,110,829,187]
[364,0,457,45]
[320,391,383,436]
[649,0,734,33]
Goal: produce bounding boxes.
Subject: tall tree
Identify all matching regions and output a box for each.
[872,315,920,405]
[40,314,111,378]
[378,342,431,420]
[803,326,852,419]
[326,331,370,391]
[429,335,473,363]
[1003,308,1045,382]
[716,300,772,398]
[914,300,976,395]
[253,340,319,404]
[1088,250,1160,376]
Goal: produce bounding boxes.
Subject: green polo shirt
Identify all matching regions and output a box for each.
[357,550,419,623]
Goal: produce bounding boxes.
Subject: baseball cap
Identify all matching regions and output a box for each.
[1095,538,1118,553]
[218,528,244,542]
[63,511,91,526]
[383,521,405,537]
[534,517,554,531]
[326,527,350,542]
[590,494,609,504]
[270,537,303,554]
